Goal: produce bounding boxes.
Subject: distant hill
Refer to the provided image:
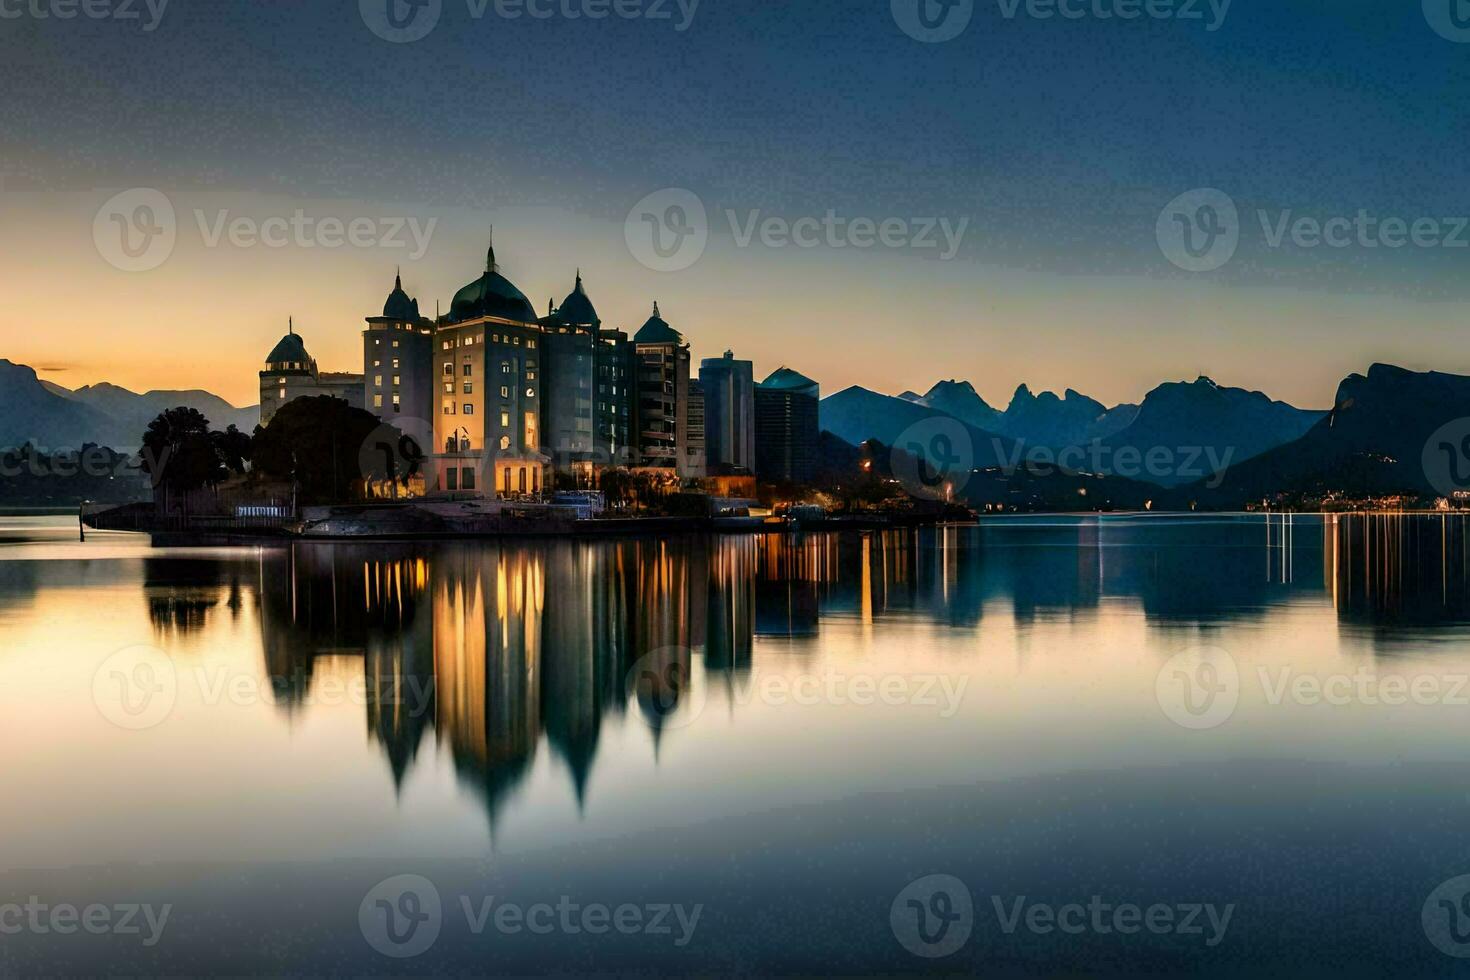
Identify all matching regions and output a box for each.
[1104,377,1324,486]
[1184,364,1470,507]
[0,360,120,450]
[997,384,1137,447]
[0,359,259,451]
[65,382,259,441]
[819,385,1019,469]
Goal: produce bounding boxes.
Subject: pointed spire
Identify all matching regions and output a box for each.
[485,226,497,273]
[288,316,294,336]
[652,301,661,319]
[575,268,583,290]
[548,298,555,316]
[395,266,402,290]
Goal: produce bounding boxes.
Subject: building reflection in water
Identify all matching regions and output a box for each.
[239,516,1470,827]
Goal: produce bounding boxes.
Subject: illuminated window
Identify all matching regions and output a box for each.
[392,358,400,369]
[499,435,510,451]
[373,394,383,409]
[500,386,509,398]
[500,412,510,428]
[443,402,456,415]
[374,375,383,387]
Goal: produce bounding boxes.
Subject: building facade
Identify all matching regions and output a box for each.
[363,273,434,423]
[698,350,755,475]
[754,367,820,484]
[633,304,692,475]
[259,321,365,425]
[686,379,707,480]
[430,243,549,497]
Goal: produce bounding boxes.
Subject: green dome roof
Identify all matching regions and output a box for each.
[633,302,684,344]
[555,272,600,326]
[448,239,539,324]
[382,272,415,320]
[760,367,819,399]
[266,329,310,364]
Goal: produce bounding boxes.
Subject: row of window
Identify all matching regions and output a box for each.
[442,334,539,350]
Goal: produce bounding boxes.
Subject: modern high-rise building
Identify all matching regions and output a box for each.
[259,320,365,425]
[540,274,598,483]
[595,327,636,468]
[431,241,549,497]
[686,379,707,480]
[363,272,434,423]
[698,350,755,475]
[754,367,820,484]
[633,303,692,475]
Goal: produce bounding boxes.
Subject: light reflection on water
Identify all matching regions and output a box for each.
[5,513,1470,975]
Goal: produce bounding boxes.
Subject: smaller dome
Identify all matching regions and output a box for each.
[760,367,819,400]
[266,326,310,365]
[555,271,600,327]
[383,272,415,320]
[633,302,684,345]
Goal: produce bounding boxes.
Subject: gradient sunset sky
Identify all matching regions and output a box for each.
[2,0,1468,410]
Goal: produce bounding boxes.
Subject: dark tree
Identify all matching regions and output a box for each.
[211,424,254,476]
[141,407,228,496]
[250,396,385,504]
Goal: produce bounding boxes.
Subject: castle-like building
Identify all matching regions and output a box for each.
[257,237,819,499]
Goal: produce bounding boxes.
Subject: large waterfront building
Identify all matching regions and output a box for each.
[431,242,549,497]
[363,272,434,423]
[259,238,756,500]
[259,320,365,425]
[698,350,755,475]
[633,304,694,476]
[754,367,820,484]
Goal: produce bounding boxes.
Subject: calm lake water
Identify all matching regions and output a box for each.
[5,513,1470,975]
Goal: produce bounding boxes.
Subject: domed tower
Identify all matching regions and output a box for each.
[363,270,434,430]
[259,319,317,425]
[260,318,368,426]
[432,235,549,501]
[633,302,696,475]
